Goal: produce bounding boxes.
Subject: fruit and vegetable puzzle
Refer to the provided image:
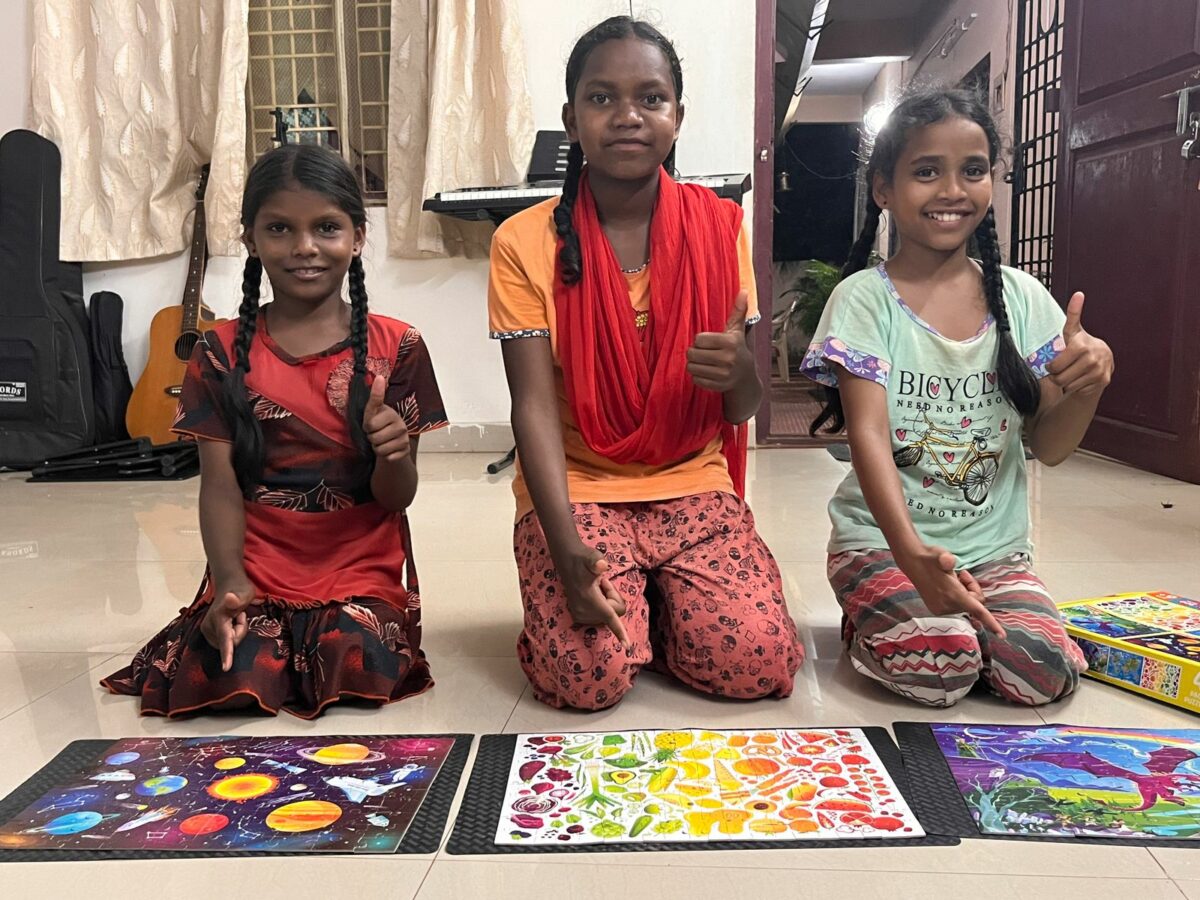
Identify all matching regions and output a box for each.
[0,735,469,858]
[895,723,1200,846]
[487,728,926,847]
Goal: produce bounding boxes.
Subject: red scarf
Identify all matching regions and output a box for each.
[554,167,748,496]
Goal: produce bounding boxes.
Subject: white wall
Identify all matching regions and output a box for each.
[790,94,863,123]
[862,61,904,257]
[0,0,30,134]
[903,1,1019,259]
[2,0,757,446]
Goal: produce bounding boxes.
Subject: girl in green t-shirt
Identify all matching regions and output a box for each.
[801,88,1114,708]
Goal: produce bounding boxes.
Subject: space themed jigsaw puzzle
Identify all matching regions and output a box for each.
[0,735,457,853]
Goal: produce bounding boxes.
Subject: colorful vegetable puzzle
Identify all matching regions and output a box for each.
[496,728,924,845]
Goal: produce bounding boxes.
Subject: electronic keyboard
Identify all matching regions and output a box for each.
[422,173,752,223]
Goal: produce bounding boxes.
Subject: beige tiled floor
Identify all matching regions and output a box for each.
[0,449,1198,898]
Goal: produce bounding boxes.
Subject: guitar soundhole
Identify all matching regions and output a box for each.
[174,331,202,362]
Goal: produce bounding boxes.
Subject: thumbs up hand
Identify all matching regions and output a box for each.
[363,373,411,463]
[1045,292,1114,398]
[687,290,754,393]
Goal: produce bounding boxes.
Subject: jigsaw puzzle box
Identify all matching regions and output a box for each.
[1057,591,1200,714]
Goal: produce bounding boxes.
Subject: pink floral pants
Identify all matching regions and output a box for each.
[515,492,803,710]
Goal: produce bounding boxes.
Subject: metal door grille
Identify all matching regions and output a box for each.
[1008,0,1065,286]
[246,0,391,203]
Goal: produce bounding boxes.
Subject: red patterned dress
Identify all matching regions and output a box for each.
[102,311,448,718]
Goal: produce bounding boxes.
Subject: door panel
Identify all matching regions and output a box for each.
[1052,0,1200,482]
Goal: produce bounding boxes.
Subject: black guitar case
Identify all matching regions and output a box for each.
[0,130,95,467]
[87,290,133,444]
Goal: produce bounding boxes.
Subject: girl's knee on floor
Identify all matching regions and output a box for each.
[983,635,1084,706]
[518,626,644,711]
[664,626,801,700]
[853,615,984,707]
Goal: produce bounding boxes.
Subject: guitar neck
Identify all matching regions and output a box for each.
[180,196,208,332]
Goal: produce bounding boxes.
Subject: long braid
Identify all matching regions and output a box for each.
[223,255,265,495]
[809,198,883,435]
[346,255,374,465]
[553,142,585,285]
[975,206,1040,417]
[842,197,882,279]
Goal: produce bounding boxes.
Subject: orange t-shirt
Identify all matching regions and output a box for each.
[487,196,759,519]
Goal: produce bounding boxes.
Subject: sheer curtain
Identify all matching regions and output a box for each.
[30,0,249,261]
[386,0,535,258]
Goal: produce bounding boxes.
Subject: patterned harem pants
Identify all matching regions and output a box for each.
[828,549,1086,707]
[515,492,803,710]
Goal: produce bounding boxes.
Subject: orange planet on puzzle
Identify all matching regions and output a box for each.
[206,773,279,802]
[265,800,343,833]
[179,813,230,836]
[296,742,385,765]
[213,757,245,771]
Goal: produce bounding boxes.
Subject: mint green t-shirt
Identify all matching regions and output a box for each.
[800,263,1066,568]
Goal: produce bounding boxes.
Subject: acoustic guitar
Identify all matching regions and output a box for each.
[126,166,226,445]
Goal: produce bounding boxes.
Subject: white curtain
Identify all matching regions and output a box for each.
[30,0,249,261]
[387,0,535,258]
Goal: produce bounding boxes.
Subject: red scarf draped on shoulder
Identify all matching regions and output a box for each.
[554,167,748,497]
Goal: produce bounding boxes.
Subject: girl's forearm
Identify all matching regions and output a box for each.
[513,399,582,557]
[848,422,926,564]
[838,368,925,565]
[199,476,248,583]
[502,339,583,559]
[722,360,763,424]
[1028,390,1102,466]
[370,449,419,511]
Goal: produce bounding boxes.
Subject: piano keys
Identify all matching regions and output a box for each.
[422,173,752,223]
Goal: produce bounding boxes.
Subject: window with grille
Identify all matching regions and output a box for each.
[1008,0,1065,287]
[246,0,391,203]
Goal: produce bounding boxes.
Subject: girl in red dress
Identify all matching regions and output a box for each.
[103,144,447,718]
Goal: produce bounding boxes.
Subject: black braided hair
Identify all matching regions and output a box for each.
[227,143,372,494]
[346,254,373,462]
[811,87,1038,435]
[222,254,265,495]
[555,16,683,285]
[974,204,1039,415]
[553,142,586,285]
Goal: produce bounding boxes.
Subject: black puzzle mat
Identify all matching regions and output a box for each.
[0,734,471,862]
[446,727,957,854]
[895,722,1200,848]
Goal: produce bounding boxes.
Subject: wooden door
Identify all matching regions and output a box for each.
[753,0,778,439]
[1052,0,1200,482]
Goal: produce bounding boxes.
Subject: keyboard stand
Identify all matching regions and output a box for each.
[486,446,516,475]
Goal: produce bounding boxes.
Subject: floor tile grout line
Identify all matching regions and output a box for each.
[1150,847,1174,878]
[0,651,122,725]
[498,681,530,734]
[408,858,438,900]
[429,682,528,863]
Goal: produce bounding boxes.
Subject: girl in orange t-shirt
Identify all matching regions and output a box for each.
[488,17,803,710]
[103,145,447,718]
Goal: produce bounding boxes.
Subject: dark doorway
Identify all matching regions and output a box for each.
[774,123,859,263]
